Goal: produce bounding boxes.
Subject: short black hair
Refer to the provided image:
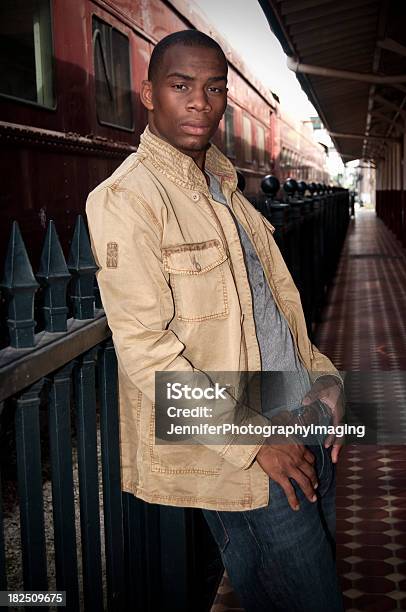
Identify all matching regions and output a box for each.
[148,29,228,81]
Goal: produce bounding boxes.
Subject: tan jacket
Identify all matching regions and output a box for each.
[86,126,339,511]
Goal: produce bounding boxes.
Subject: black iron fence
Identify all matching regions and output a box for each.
[0,218,220,612]
[249,179,350,337]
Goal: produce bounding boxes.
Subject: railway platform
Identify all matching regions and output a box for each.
[212,208,406,612]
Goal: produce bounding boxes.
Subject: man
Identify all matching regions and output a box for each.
[86,30,344,612]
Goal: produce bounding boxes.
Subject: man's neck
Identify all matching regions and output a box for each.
[147,123,208,173]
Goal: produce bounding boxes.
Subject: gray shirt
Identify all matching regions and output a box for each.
[206,170,311,414]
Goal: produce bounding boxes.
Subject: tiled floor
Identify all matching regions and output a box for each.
[211,209,406,611]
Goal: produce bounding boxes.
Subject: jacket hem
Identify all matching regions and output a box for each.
[122,481,269,511]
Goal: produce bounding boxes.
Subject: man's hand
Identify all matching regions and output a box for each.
[256,441,317,511]
[302,375,345,464]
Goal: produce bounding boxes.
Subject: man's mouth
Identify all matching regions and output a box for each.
[180,124,211,136]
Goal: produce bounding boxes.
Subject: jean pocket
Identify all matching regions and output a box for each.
[315,444,335,498]
[202,510,230,554]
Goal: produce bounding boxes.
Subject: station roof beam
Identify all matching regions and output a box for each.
[258,0,406,163]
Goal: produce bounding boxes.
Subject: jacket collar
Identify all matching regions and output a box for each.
[138,126,238,195]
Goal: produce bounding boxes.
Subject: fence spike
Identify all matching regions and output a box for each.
[0,222,39,348]
[37,221,71,332]
[67,216,98,320]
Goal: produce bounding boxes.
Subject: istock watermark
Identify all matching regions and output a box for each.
[164,421,365,439]
[154,370,384,446]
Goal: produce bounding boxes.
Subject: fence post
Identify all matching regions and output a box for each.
[68,216,98,320]
[159,506,191,612]
[284,180,304,303]
[1,222,39,348]
[15,379,48,594]
[47,363,80,611]
[98,341,125,611]
[122,493,149,611]
[38,221,71,333]
[74,347,103,611]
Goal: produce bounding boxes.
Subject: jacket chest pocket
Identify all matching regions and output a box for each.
[162,239,229,322]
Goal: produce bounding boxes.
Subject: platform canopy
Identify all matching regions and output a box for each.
[258,0,406,162]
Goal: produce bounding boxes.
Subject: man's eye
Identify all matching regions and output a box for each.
[208,87,223,94]
[173,83,187,90]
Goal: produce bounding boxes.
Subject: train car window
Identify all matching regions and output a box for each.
[92,16,133,130]
[224,105,235,158]
[242,115,252,162]
[256,124,265,166]
[0,0,54,107]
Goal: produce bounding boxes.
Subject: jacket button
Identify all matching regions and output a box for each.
[192,192,199,201]
[194,261,201,272]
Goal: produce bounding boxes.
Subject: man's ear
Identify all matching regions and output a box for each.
[141,80,154,111]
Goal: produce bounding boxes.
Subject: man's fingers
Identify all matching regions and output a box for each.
[303,448,316,464]
[290,468,317,503]
[278,477,300,511]
[324,433,335,448]
[331,444,344,463]
[299,459,318,489]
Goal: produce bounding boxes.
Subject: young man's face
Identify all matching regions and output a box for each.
[141,44,228,161]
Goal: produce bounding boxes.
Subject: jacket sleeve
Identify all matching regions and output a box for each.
[86,185,263,470]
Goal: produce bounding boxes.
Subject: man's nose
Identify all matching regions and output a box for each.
[187,88,211,112]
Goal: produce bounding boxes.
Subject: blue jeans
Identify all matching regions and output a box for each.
[202,444,343,612]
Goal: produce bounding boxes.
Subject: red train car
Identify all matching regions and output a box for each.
[0,0,328,265]
[277,111,329,185]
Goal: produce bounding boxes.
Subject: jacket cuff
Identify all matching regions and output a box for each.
[309,371,344,390]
